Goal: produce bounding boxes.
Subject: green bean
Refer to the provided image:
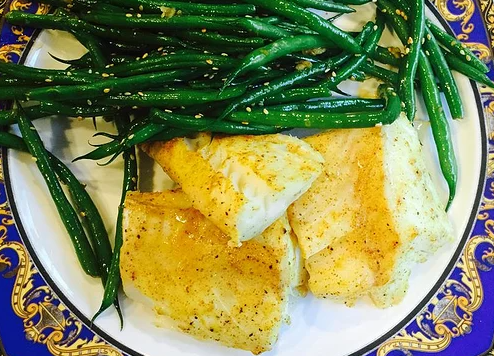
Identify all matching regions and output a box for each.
[361,61,399,85]
[0,133,113,271]
[423,27,463,120]
[100,87,246,107]
[418,52,457,210]
[245,0,362,54]
[149,109,282,134]
[73,140,121,162]
[228,86,400,128]
[267,98,385,112]
[219,21,375,119]
[179,32,265,47]
[262,86,332,104]
[321,16,384,89]
[233,18,291,40]
[426,19,489,74]
[40,102,121,117]
[0,87,35,100]
[106,53,236,76]
[332,0,370,5]
[0,106,45,126]
[293,0,355,13]
[398,0,424,121]
[70,29,107,68]
[372,46,401,67]
[5,11,183,47]
[223,35,337,87]
[16,108,99,277]
[105,0,256,16]
[27,69,200,101]
[445,55,494,88]
[81,13,237,32]
[93,116,138,322]
[0,61,98,84]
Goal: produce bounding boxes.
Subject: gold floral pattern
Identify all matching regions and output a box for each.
[0,203,122,356]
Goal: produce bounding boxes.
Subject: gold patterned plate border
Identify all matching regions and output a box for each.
[0,0,494,356]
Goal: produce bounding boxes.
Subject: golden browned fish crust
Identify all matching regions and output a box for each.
[121,190,306,354]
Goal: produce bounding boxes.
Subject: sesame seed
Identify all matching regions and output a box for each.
[125,92,132,96]
[195,114,202,118]
[221,53,228,56]
[206,59,213,65]
[245,14,252,18]
[407,37,413,45]
[201,28,207,33]
[87,99,92,105]
[241,121,249,125]
[138,91,144,96]
[105,64,111,68]
[132,106,138,109]
[331,71,337,77]
[126,13,132,17]
[204,74,210,78]
[136,13,142,18]
[263,82,270,86]
[460,50,465,55]
[426,34,431,40]
[131,177,137,182]
[203,50,209,54]
[77,116,83,120]
[109,73,115,77]
[451,40,456,46]
[246,107,252,112]
[45,78,53,83]
[103,88,111,93]
[395,9,400,14]
[382,8,387,13]
[136,57,141,61]
[67,72,72,76]
[142,52,149,59]
[373,25,378,31]
[421,38,425,44]
[158,46,164,51]
[164,109,173,113]
[425,50,430,56]
[263,108,269,115]
[128,134,135,140]
[102,73,110,78]
[466,55,471,61]
[139,5,143,10]
[80,212,86,217]
[404,47,410,54]
[130,155,136,161]
[324,68,331,73]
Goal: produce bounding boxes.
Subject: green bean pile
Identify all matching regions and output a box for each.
[1,0,493,323]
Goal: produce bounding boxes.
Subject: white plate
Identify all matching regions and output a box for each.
[4,5,486,356]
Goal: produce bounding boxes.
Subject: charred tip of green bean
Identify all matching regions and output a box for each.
[93,132,120,140]
[446,186,455,211]
[97,148,124,167]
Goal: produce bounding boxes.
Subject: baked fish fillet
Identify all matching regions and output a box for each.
[121,190,307,354]
[141,133,323,246]
[288,114,454,307]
